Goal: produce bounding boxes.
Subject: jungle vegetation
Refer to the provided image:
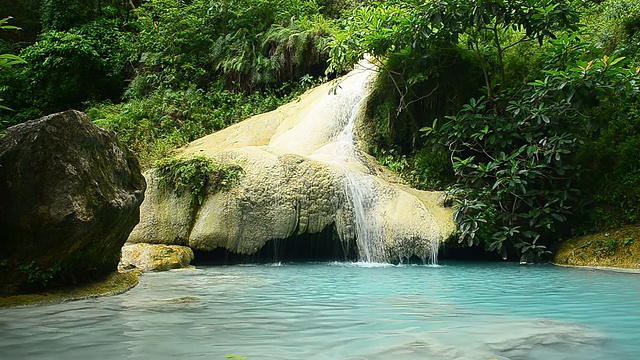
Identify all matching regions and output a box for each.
[1,0,639,262]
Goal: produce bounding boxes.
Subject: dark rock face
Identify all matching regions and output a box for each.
[0,110,146,294]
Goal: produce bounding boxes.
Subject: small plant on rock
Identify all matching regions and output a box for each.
[156,155,243,206]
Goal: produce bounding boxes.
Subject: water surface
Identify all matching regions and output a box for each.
[1,262,639,359]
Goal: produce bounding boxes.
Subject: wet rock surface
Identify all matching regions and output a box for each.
[120,243,194,271]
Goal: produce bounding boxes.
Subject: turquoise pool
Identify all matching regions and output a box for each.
[1,262,639,359]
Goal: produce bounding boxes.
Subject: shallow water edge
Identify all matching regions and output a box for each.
[0,270,141,308]
[552,263,640,273]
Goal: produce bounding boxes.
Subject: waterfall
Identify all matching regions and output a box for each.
[337,78,386,262]
[309,59,442,265]
[342,172,386,262]
[310,60,390,263]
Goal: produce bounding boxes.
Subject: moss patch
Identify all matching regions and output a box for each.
[0,270,140,308]
[553,225,640,269]
[155,155,243,206]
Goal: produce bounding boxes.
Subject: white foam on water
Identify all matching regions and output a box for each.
[325,261,395,268]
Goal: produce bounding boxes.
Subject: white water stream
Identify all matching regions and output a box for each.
[310,61,404,263]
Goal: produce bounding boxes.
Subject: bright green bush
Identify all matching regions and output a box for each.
[129,0,335,96]
[331,0,640,262]
[89,83,308,168]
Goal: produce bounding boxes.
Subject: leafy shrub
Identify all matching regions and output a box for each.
[156,155,243,206]
[331,0,640,262]
[17,260,60,287]
[1,19,133,124]
[89,84,307,167]
[0,17,26,114]
[129,0,334,96]
[374,146,453,190]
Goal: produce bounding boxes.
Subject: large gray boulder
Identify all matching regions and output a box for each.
[0,110,146,294]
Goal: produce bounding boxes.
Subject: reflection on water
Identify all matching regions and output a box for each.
[1,262,639,359]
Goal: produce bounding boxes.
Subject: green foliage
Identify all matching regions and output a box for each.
[209,0,325,90]
[17,260,61,287]
[0,17,26,113]
[587,236,621,257]
[41,0,100,31]
[316,0,365,18]
[328,0,579,97]
[1,17,134,127]
[156,155,243,206]
[374,147,453,190]
[361,49,477,192]
[583,0,640,58]
[89,83,305,167]
[129,0,334,96]
[570,0,640,233]
[78,0,333,164]
[376,148,409,174]
[574,94,640,231]
[427,51,639,261]
[19,26,130,111]
[332,0,640,261]
[1,0,335,164]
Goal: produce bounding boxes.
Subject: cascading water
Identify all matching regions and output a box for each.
[334,77,387,263]
[310,60,435,264]
[342,172,386,262]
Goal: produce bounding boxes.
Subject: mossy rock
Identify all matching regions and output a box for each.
[0,110,146,295]
[554,225,640,269]
[0,270,140,308]
[119,243,194,271]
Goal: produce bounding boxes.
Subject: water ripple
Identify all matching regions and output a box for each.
[0,262,639,359]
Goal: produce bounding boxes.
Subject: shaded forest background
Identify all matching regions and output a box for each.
[2,0,640,262]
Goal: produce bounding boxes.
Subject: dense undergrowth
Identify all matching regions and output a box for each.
[1,0,357,166]
[331,0,640,262]
[2,0,639,262]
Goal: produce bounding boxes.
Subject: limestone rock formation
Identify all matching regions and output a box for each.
[553,225,640,269]
[129,62,455,263]
[120,243,194,271]
[0,110,146,294]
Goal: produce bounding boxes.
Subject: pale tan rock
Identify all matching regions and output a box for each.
[120,243,194,271]
[127,171,193,246]
[188,148,343,254]
[129,61,455,262]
